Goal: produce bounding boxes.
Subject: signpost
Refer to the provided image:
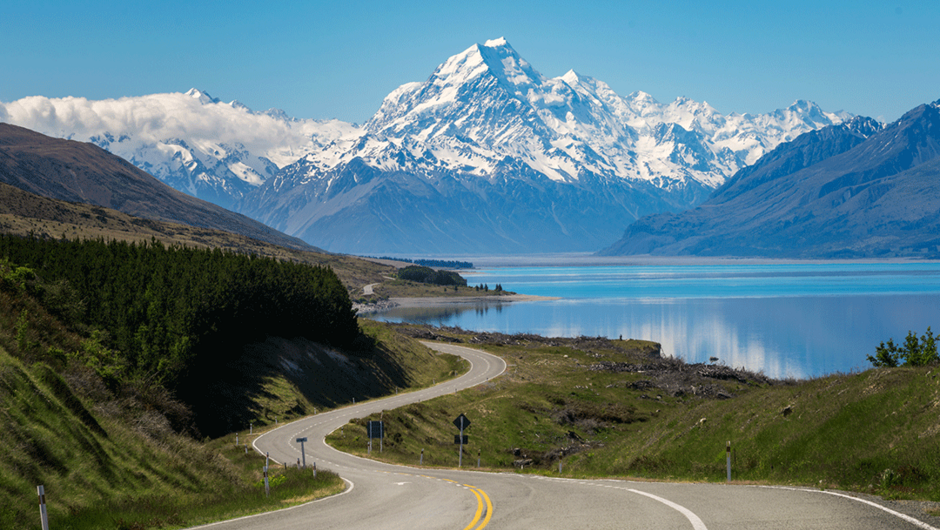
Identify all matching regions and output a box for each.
[453,413,471,467]
[296,437,308,469]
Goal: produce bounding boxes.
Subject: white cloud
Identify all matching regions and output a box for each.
[0,91,360,171]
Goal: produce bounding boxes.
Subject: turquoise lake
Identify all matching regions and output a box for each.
[370,260,940,379]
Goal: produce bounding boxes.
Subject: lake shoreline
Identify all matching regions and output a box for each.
[356,293,557,315]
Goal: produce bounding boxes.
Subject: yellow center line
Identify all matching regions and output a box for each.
[477,486,493,529]
[461,487,483,530]
[407,474,493,529]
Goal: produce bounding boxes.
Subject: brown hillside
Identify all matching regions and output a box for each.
[0,122,316,252]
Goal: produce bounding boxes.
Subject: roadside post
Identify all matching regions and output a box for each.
[38,485,49,530]
[313,461,317,478]
[477,449,481,468]
[263,466,270,497]
[296,437,308,469]
[420,448,424,465]
[726,441,731,482]
[453,413,471,468]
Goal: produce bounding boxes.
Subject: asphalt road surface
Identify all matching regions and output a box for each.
[192,342,938,530]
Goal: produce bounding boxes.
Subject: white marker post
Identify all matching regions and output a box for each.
[263,466,270,497]
[313,461,317,479]
[726,441,731,482]
[38,485,49,530]
[420,448,424,465]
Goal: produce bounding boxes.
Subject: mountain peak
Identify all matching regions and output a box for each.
[787,99,819,111]
[560,69,582,84]
[185,88,220,105]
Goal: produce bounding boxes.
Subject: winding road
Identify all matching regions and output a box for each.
[194,343,938,529]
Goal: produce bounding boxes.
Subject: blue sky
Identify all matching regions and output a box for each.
[2,1,938,124]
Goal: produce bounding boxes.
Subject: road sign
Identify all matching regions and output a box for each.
[454,435,469,445]
[368,421,384,439]
[454,414,471,468]
[453,414,471,430]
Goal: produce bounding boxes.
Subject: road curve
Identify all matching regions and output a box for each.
[193,342,937,530]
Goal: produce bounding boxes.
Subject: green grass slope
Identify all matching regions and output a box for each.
[329,326,940,504]
[0,246,466,529]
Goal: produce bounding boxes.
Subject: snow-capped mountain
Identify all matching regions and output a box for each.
[235,38,851,254]
[0,38,852,254]
[600,98,940,259]
[0,88,357,208]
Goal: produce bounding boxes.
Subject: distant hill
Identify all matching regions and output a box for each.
[600,100,940,258]
[0,181,397,293]
[0,123,319,253]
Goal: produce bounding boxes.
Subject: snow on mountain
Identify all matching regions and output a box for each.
[293,38,849,195]
[233,38,853,254]
[0,89,358,208]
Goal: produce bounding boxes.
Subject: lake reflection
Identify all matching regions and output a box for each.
[371,263,940,379]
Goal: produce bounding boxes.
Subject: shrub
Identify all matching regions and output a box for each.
[867,328,938,367]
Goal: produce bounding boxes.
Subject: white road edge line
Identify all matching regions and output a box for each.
[182,478,355,530]
[626,489,708,530]
[768,486,940,530]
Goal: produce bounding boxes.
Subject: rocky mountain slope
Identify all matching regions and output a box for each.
[235,38,849,254]
[0,123,318,252]
[600,100,940,258]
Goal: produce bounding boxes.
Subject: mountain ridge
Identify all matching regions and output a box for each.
[233,38,851,253]
[600,100,940,258]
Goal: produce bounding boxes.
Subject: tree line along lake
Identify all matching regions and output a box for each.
[370,259,940,379]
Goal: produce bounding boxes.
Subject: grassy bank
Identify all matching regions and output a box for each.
[0,314,465,529]
[327,326,940,502]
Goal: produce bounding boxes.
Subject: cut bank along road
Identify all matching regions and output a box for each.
[195,343,937,530]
